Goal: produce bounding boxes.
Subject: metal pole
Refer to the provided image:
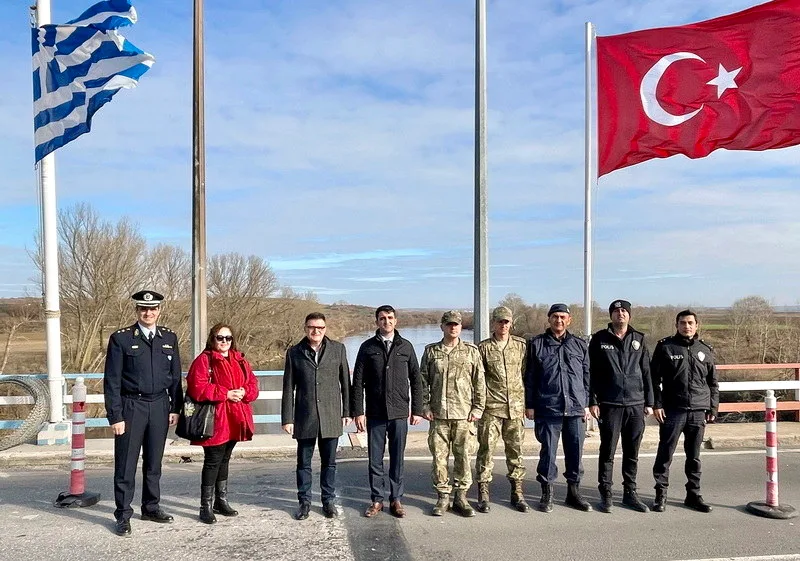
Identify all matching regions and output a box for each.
[583,22,596,338]
[191,0,207,357]
[473,0,488,343]
[35,0,64,424]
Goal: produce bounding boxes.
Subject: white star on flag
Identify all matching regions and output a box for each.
[706,64,742,98]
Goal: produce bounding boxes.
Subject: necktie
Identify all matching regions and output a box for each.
[148,332,154,343]
[384,339,391,354]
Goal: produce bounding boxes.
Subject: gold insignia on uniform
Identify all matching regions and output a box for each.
[162,344,172,349]
[134,329,139,336]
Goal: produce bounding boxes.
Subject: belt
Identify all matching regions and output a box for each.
[122,391,168,401]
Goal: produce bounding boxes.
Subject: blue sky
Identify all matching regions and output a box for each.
[2,0,799,309]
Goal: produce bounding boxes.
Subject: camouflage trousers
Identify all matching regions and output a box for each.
[475,413,526,483]
[428,419,477,494]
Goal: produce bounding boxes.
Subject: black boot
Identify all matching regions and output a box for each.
[598,486,613,513]
[476,482,490,513]
[510,479,530,513]
[684,493,712,513]
[622,486,649,512]
[431,493,450,517]
[213,480,239,517]
[200,485,216,524]
[539,483,553,513]
[565,482,592,512]
[451,490,475,517]
[652,488,667,512]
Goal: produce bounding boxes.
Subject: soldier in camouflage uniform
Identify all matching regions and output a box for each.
[421,310,486,517]
[475,306,529,513]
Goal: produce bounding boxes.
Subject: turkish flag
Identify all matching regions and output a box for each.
[597,0,800,176]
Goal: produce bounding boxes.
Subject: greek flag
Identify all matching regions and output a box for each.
[32,0,154,162]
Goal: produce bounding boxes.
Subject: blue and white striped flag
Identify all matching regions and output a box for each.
[32,0,154,162]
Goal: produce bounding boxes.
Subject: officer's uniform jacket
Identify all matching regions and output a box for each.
[525,329,590,417]
[478,335,527,419]
[103,323,183,425]
[589,324,654,407]
[420,339,486,420]
[651,333,719,416]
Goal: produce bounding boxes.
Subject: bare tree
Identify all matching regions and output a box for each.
[0,300,41,374]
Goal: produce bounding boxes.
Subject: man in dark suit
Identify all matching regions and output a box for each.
[281,312,352,520]
[103,290,183,536]
[351,305,423,518]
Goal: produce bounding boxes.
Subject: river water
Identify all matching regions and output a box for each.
[342,324,475,368]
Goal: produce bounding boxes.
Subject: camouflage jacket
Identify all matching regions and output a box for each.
[421,339,486,420]
[478,335,527,419]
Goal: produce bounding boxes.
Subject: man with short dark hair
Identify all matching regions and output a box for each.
[351,305,423,518]
[589,299,653,513]
[650,309,718,513]
[104,290,183,537]
[281,312,352,520]
[525,303,592,513]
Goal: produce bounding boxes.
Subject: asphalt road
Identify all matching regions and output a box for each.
[0,449,798,561]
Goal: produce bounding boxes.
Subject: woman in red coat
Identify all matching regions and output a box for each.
[186,323,260,524]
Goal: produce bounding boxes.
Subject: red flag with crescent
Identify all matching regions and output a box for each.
[597,0,800,176]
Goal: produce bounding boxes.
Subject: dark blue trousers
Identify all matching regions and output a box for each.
[534,415,585,485]
[296,436,338,505]
[366,417,408,503]
[653,409,706,493]
[598,404,645,490]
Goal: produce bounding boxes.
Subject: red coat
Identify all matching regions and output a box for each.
[186,349,259,447]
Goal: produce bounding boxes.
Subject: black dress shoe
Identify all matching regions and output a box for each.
[141,508,174,523]
[295,502,311,520]
[684,494,713,513]
[114,519,132,536]
[322,502,340,519]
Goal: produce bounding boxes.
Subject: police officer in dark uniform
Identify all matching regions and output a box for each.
[104,290,183,536]
[650,309,718,513]
[589,299,653,513]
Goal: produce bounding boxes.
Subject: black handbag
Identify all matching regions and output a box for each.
[176,394,215,441]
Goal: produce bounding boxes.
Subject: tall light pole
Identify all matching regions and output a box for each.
[473,0,488,343]
[191,0,207,356]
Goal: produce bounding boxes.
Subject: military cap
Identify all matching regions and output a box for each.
[441,310,463,324]
[547,303,570,316]
[491,306,513,321]
[609,299,632,316]
[132,290,164,307]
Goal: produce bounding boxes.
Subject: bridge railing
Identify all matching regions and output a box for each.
[1,364,800,430]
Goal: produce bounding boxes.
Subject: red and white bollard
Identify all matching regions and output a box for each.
[745,389,797,519]
[54,377,100,508]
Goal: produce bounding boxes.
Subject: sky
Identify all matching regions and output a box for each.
[2,0,799,310]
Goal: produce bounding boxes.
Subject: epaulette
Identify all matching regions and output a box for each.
[462,341,479,349]
[658,337,669,344]
[116,327,131,334]
[511,335,527,344]
[158,326,173,333]
[478,338,492,346]
[424,342,438,350]
[699,339,714,350]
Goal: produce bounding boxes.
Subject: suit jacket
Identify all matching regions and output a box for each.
[281,336,351,439]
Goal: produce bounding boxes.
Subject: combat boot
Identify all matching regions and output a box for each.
[452,489,475,517]
[565,482,592,512]
[539,483,553,513]
[684,493,712,513]
[199,485,216,524]
[476,482,491,513]
[213,480,239,517]
[431,493,450,517]
[598,486,613,513]
[622,486,649,512]
[652,488,667,512]
[510,479,530,513]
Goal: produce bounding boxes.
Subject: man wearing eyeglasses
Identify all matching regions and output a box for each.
[281,312,352,520]
[103,290,183,537]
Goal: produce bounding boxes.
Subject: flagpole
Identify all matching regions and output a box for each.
[191,0,207,357]
[473,0,488,343]
[35,0,65,427]
[583,22,597,338]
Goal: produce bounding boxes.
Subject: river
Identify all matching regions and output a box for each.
[342,324,475,368]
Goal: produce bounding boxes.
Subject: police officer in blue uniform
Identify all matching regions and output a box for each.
[104,290,183,536]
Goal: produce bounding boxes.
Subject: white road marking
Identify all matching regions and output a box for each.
[673,556,800,561]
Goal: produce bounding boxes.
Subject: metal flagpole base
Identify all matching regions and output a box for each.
[745,501,798,520]
[54,491,100,508]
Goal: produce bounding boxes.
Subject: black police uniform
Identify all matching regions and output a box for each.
[650,333,718,495]
[589,324,653,492]
[103,322,182,522]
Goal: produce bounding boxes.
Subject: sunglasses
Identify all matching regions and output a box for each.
[214,335,233,342]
